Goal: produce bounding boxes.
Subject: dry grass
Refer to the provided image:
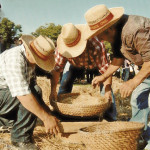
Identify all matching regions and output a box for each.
[0,76,132,150]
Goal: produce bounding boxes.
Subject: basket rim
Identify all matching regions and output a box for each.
[79,121,145,134]
[52,93,109,117]
[52,99,108,107]
[52,92,108,107]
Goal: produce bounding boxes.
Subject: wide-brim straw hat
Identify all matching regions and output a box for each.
[21,35,55,71]
[57,23,87,58]
[84,4,124,39]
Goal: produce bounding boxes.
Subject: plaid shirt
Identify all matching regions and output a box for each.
[54,36,109,74]
[0,45,35,97]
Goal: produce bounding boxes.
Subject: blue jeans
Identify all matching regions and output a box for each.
[0,84,44,143]
[122,68,130,81]
[58,62,117,121]
[130,77,150,144]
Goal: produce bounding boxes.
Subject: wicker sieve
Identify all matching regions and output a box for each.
[52,93,109,118]
[79,121,145,150]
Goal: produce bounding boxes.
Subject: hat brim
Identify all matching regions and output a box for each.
[85,7,124,40]
[21,35,55,72]
[57,24,87,58]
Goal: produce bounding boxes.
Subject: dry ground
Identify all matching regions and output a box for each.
[0,76,133,150]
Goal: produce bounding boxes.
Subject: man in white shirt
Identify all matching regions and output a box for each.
[0,35,60,150]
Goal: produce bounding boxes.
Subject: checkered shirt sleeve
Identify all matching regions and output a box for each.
[0,46,34,97]
[54,48,67,72]
[90,37,109,74]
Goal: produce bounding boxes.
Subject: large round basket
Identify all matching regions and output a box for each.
[52,93,109,118]
[79,121,145,150]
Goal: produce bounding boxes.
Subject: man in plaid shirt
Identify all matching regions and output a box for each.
[50,23,117,121]
[0,35,60,150]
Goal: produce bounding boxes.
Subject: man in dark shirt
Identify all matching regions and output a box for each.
[85,4,150,149]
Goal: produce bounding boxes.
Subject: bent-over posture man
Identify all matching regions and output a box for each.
[84,4,150,149]
[0,35,60,150]
[50,23,117,121]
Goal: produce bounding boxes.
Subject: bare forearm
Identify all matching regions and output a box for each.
[17,94,49,122]
[132,61,150,86]
[92,58,124,88]
[50,70,60,93]
[103,58,124,79]
[103,76,112,92]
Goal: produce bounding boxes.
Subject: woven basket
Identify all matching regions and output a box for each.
[52,93,109,118]
[79,121,145,150]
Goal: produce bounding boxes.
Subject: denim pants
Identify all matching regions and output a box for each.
[130,77,150,144]
[58,62,117,121]
[122,68,130,81]
[0,84,43,143]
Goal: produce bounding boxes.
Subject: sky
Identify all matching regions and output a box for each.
[1,0,150,34]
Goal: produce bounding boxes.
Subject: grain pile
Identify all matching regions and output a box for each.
[59,94,103,105]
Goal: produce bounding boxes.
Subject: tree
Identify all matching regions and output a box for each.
[31,23,62,44]
[103,41,112,54]
[0,18,22,50]
[103,41,113,60]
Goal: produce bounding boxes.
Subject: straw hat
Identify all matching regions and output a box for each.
[84,4,124,39]
[21,35,55,71]
[57,23,87,58]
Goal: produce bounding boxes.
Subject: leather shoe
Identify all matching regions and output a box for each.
[0,126,12,133]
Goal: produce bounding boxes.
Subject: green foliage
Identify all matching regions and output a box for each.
[103,41,113,60]
[0,18,22,49]
[103,41,112,54]
[31,23,62,44]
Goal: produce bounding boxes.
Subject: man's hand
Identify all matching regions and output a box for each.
[120,79,137,98]
[17,94,60,135]
[120,61,150,98]
[43,114,60,135]
[92,75,106,88]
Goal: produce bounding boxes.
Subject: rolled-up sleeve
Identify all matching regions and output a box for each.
[134,27,150,62]
[54,48,67,72]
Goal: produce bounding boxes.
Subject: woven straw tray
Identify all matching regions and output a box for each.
[52,93,109,118]
[79,121,145,150]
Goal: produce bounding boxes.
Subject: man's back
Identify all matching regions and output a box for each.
[0,45,35,97]
[121,15,150,66]
[122,15,150,40]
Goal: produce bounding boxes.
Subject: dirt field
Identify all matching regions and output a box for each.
[0,76,134,150]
